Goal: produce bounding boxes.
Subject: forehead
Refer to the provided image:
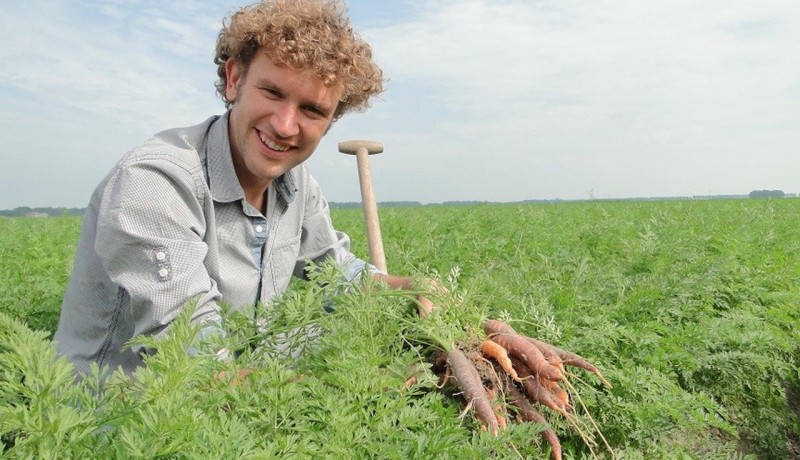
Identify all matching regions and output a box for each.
[247,52,344,101]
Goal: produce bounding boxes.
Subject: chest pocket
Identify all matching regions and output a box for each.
[267,234,302,295]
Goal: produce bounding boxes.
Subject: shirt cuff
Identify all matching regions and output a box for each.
[321,259,384,313]
[187,322,229,360]
[344,258,386,283]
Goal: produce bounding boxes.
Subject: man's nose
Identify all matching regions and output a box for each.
[272,104,300,138]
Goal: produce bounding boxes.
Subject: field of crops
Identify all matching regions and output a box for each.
[1,198,798,458]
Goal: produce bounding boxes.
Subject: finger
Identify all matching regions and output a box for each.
[416,295,434,317]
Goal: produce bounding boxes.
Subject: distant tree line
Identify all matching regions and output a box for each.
[329,201,423,209]
[0,207,85,217]
[749,190,785,199]
[2,192,795,217]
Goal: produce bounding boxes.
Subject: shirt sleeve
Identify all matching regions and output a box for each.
[94,155,223,350]
[292,171,384,282]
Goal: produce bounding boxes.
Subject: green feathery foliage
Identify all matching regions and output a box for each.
[1,198,798,458]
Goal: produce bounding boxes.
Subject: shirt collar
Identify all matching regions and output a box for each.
[205,111,296,205]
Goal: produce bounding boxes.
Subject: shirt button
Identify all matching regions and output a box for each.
[255,225,264,233]
[158,268,169,277]
[155,251,166,261]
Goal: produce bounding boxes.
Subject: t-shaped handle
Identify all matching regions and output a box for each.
[338,140,384,156]
[339,139,386,273]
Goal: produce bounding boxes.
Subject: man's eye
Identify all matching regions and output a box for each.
[304,106,324,117]
[261,87,280,97]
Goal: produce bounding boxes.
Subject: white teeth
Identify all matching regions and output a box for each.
[259,132,289,152]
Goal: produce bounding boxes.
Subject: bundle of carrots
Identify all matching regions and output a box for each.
[435,319,613,460]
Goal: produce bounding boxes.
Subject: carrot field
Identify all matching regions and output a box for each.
[1,198,798,459]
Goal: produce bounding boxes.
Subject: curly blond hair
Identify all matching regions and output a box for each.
[214,0,384,120]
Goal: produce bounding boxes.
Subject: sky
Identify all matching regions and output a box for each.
[1,0,798,210]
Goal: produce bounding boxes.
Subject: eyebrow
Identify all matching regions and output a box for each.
[254,78,336,117]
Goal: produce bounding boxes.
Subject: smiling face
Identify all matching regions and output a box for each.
[224,51,343,199]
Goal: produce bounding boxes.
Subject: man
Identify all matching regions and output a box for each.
[55,0,435,376]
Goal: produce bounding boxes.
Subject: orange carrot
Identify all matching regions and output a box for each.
[491,333,564,382]
[447,348,499,435]
[540,376,570,409]
[485,319,608,386]
[483,319,517,335]
[486,385,509,430]
[480,339,520,382]
[528,338,611,388]
[511,357,568,416]
[496,413,508,429]
[546,355,566,374]
[525,338,565,371]
[505,379,563,460]
[484,319,565,380]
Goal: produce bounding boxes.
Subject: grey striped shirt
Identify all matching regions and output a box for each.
[55,112,373,375]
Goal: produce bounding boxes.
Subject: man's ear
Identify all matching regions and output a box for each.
[225,59,241,103]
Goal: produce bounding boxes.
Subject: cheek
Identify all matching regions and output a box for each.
[306,120,332,141]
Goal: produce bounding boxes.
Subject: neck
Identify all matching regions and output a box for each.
[232,165,269,212]
[228,140,271,214]
[233,161,270,215]
[244,186,268,215]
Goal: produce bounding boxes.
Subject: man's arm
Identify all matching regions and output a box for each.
[292,167,446,316]
[94,155,223,350]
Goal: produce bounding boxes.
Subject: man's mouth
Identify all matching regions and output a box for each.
[259,131,289,152]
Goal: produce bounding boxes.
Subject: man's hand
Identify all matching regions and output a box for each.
[372,273,448,318]
[415,278,448,318]
[416,294,435,318]
[214,368,252,387]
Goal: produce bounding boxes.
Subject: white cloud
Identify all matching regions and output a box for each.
[0,0,798,209]
[0,1,228,127]
[333,0,800,201]
[371,0,799,116]
[0,0,239,208]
